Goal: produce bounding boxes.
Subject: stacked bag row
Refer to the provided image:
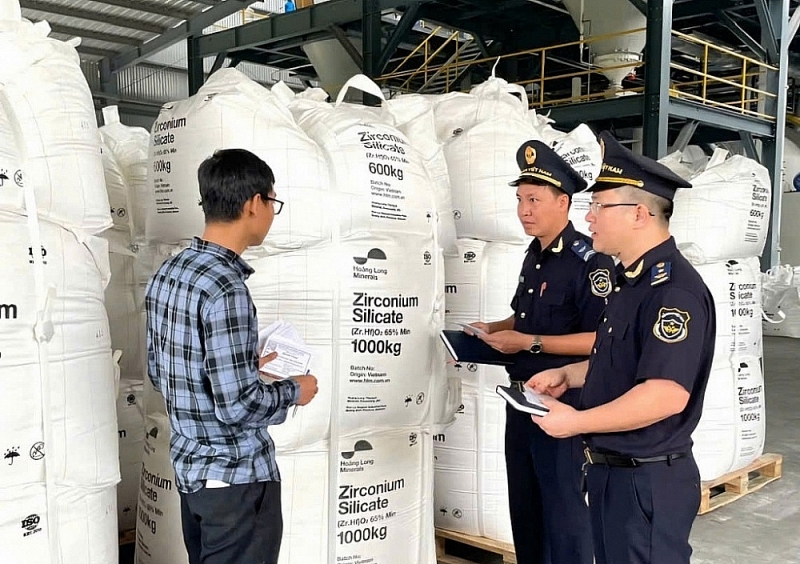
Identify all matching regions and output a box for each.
[426,76,602,544]
[662,147,772,480]
[0,4,119,562]
[135,70,451,564]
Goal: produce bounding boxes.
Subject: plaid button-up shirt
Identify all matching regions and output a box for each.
[145,237,299,493]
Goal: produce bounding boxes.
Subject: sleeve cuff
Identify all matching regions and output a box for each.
[278,378,301,407]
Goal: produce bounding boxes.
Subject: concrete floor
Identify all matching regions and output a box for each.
[691,336,800,564]
[120,337,799,564]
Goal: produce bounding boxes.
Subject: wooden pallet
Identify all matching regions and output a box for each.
[699,453,783,515]
[436,529,516,564]
[119,529,136,546]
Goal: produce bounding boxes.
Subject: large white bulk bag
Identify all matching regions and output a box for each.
[286,76,437,241]
[105,233,145,381]
[695,258,763,360]
[443,117,537,243]
[117,380,144,532]
[144,69,331,248]
[0,20,111,233]
[434,240,524,544]
[548,124,602,188]
[762,265,800,338]
[246,234,440,445]
[276,450,329,563]
[434,78,601,242]
[0,211,118,488]
[383,93,457,254]
[672,151,771,263]
[99,106,150,244]
[278,429,435,564]
[432,77,530,142]
[434,380,512,544]
[135,414,189,564]
[658,146,710,181]
[0,484,117,564]
[692,356,765,481]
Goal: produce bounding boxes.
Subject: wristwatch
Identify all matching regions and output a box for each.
[529,335,543,354]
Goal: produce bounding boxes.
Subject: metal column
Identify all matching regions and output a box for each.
[362,0,383,78]
[187,35,205,96]
[642,0,673,159]
[760,0,789,269]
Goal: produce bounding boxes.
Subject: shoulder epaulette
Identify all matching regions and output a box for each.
[570,239,596,262]
[651,262,672,286]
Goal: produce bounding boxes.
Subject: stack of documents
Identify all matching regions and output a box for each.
[258,320,313,381]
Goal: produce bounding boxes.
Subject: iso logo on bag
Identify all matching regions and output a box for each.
[21,514,42,537]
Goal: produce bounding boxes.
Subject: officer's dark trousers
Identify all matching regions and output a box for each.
[180,481,283,564]
[504,405,593,564]
[586,455,701,564]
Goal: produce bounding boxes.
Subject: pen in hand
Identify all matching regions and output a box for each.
[293,369,311,417]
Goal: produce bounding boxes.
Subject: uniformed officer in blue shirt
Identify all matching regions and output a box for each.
[468,140,614,564]
[528,132,716,564]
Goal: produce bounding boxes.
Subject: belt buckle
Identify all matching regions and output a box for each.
[583,447,594,465]
[510,381,524,392]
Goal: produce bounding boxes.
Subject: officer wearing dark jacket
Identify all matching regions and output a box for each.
[468,140,614,564]
[529,132,716,564]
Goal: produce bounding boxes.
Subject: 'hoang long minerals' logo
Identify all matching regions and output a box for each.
[353,248,386,265]
[341,440,373,460]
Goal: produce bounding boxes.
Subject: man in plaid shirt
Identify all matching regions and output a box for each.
[146,149,318,564]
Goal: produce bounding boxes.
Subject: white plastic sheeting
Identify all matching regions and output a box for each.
[0,20,110,233]
[144,69,330,248]
[672,150,771,264]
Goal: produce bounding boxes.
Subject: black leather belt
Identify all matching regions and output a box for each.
[583,448,687,468]
[509,380,526,392]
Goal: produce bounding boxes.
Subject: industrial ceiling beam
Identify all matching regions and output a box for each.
[109,0,252,72]
[19,0,166,34]
[376,2,421,74]
[48,23,143,46]
[77,45,119,58]
[627,0,647,16]
[193,0,413,58]
[330,24,363,68]
[91,0,196,21]
[717,10,768,61]
[789,5,800,39]
[754,0,779,63]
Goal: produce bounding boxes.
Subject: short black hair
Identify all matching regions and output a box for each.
[197,149,275,223]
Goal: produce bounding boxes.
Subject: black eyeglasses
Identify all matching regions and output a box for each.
[589,202,655,217]
[265,196,284,215]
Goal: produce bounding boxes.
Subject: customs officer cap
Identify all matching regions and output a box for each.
[590,131,692,200]
[509,140,587,196]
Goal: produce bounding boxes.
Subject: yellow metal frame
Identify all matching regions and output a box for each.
[378,26,780,122]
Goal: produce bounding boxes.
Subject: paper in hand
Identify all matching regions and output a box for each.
[258,320,312,380]
[455,322,487,336]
